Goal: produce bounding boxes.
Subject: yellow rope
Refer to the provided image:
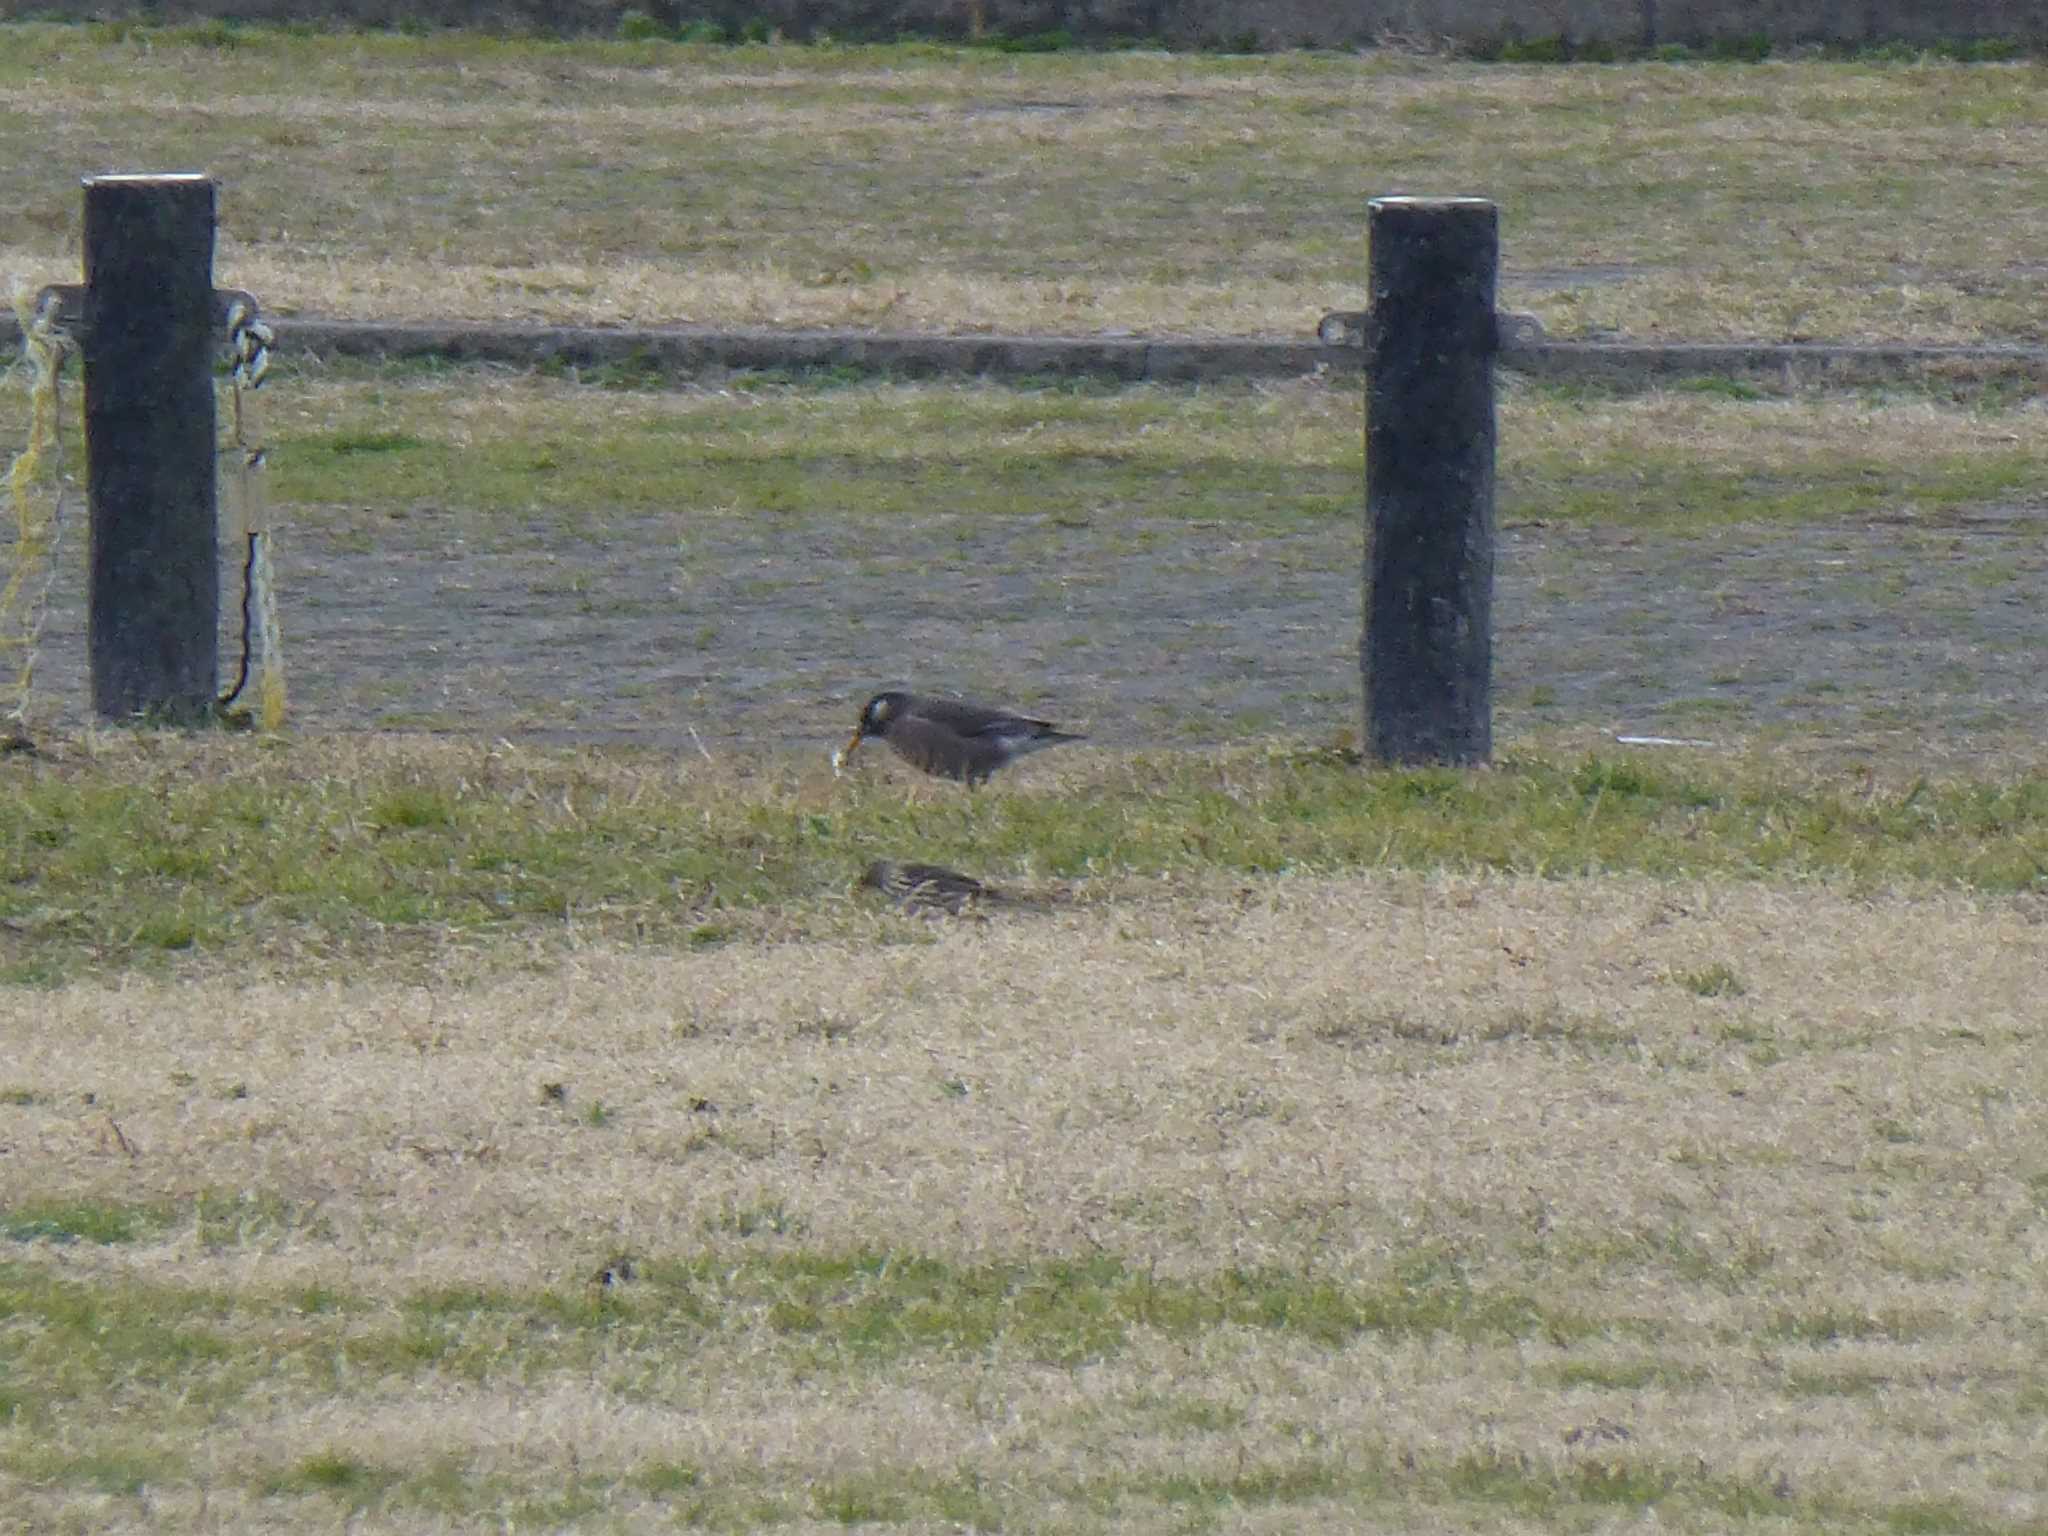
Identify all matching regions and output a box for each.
[4,285,287,734]
[223,342,286,731]
[253,531,286,732]
[2,285,70,726]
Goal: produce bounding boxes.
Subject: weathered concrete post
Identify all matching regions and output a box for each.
[82,172,220,722]
[1362,195,1497,765]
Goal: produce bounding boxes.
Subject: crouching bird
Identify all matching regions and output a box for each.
[859,860,996,915]
[858,860,1058,915]
[838,690,1084,786]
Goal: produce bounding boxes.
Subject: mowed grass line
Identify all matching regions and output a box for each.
[0,732,2043,981]
[239,368,2048,534]
[0,1239,1582,1394]
[9,365,2045,540]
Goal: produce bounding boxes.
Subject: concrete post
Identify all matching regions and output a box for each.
[1362,195,1498,766]
[82,172,220,722]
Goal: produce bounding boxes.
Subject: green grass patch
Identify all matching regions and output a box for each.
[8,370,2048,644]
[1536,1355,1709,1391]
[171,367,2048,538]
[1150,1457,1347,1506]
[1785,1366,1895,1397]
[1671,961,1747,997]
[0,1247,1572,1389]
[1886,1499,2005,1534]
[633,1459,703,1494]
[1766,1306,1938,1345]
[0,1263,238,1411]
[1,1199,157,1246]
[257,371,1366,529]
[318,428,427,456]
[193,1190,329,1248]
[3,1443,192,1497]
[266,1451,401,1502]
[1430,1447,1811,1521]
[2,738,2043,979]
[737,1253,1581,1359]
[726,1247,1582,1362]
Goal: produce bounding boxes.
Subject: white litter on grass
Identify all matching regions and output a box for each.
[1615,735,1716,748]
[830,748,846,778]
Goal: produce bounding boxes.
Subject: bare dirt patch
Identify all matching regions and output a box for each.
[13,496,2047,764]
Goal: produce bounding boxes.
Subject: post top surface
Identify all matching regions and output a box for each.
[83,172,213,186]
[1370,195,1497,211]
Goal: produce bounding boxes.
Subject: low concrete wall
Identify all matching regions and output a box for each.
[0,0,2040,48]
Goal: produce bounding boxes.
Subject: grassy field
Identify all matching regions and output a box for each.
[3,22,2047,1534]
[0,730,2044,984]
[0,23,2045,342]
[1,732,2046,1533]
[0,733,2039,1536]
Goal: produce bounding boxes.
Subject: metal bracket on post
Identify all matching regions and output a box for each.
[33,283,268,356]
[1319,306,1546,353]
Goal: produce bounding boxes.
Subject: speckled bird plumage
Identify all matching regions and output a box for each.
[857,859,1058,916]
[840,690,1083,786]
[858,860,993,915]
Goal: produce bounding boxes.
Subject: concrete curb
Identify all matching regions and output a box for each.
[253,320,2048,388]
[1504,339,2048,389]
[9,314,2048,388]
[271,318,1336,383]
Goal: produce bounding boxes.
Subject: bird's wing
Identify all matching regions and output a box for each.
[908,697,1027,737]
[860,860,990,914]
[911,697,1059,741]
[884,715,990,781]
[896,863,989,898]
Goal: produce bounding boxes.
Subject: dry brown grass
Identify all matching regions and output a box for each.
[6,870,2045,1530]
[2,33,2044,341]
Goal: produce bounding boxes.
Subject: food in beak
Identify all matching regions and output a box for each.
[833,728,864,777]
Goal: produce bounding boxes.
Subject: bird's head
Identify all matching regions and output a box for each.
[841,691,908,761]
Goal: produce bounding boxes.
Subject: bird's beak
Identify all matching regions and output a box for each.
[840,726,865,762]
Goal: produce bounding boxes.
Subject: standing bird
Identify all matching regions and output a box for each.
[837,690,1084,786]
